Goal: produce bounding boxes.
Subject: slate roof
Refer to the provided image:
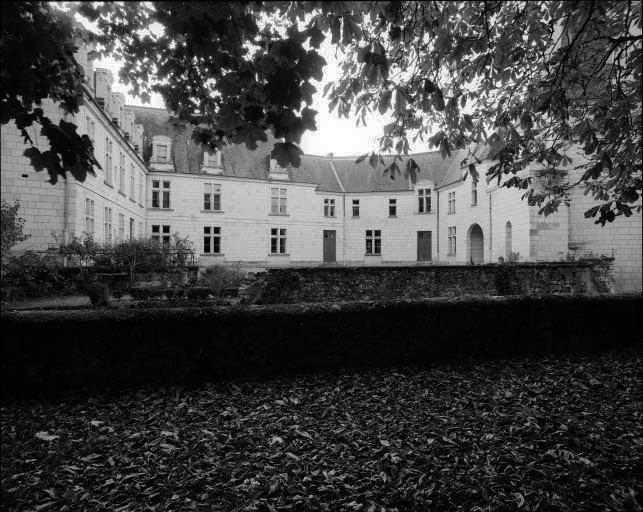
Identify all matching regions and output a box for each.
[130,105,485,193]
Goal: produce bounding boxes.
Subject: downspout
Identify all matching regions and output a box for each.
[328,158,346,266]
[489,188,493,262]
[436,189,440,261]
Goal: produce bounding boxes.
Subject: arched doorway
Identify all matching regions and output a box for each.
[505,221,512,259]
[467,224,484,264]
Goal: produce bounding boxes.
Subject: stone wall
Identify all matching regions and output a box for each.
[254,260,615,304]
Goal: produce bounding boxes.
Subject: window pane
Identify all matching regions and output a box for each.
[271,197,278,214]
[152,191,159,208]
[152,225,159,233]
[153,181,159,188]
[204,193,211,210]
[271,228,277,236]
[366,239,372,254]
[163,181,170,189]
[212,195,221,210]
[374,230,381,237]
[204,237,210,253]
[204,183,211,193]
[162,191,170,208]
[366,230,372,237]
[375,239,381,254]
[271,238,277,253]
[162,225,170,233]
[280,229,286,236]
[204,226,210,234]
[213,238,220,253]
[279,238,286,253]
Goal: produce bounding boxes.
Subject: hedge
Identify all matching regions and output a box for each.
[1,293,640,397]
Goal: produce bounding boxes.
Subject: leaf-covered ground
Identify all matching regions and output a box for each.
[2,349,641,512]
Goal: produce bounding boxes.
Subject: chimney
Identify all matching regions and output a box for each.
[123,109,135,140]
[132,124,144,156]
[110,92,125,128]
[93,68,114,113]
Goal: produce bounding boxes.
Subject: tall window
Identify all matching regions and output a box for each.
[138,172,144,204]
[86,116,95,145]
[365,230,382,255]
[119,152,126,194]
[152,225,171,245]
[204,183,221,211]
[203,226,221,254]
[389,198,397,217]
[138,221,143,238]
[418,189,431,213]
[104,207,112,243]
[448,226,457,255]
[104,137,113,185]
[270,228,287,254]
[324,198,336,217]
[505,221,512,259]
[152,181,171,208]
[155,144,168,162]
[271,188,287,215]
[352,199,360,217]
[84,197,95,235]
[118,213,125,242]
[130,164,135,199]
[471,180,478,206]
[448,191,456,214]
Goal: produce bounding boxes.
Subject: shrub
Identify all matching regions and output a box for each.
[1,251,65,298]
[506,252,521,263]
[186,286,212,300]
[59,234,102,266]
[197,264,244,298]
[86,282,109,307]
[1,200,29,255]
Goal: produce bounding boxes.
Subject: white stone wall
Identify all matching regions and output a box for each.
[145,173,345,266]
[0,93,147,251]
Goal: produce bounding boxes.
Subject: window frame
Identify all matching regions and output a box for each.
[270,187,288,215]
[388,198,397,217]
[365,229,382,255]
[323,198,336,217]
[418,188,432,213]
[104,207,112,244]
[151,224,171,246]
[448,226,457,255]
[203,182,222,211]
[270,227,287,254]
[84,197,95,235]
[352,199,360,217]
[203,226,222,254]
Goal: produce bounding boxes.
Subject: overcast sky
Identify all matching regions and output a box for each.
[94,40,424,157]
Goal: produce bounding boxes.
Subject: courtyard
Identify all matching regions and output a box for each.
[2,349,641,512]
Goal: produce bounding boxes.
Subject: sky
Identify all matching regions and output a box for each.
[94,40,423,157]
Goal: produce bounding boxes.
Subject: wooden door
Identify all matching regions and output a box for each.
[417,231,432,261]
[323,230,336,262]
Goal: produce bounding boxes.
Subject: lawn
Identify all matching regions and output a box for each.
[2,349,641,512]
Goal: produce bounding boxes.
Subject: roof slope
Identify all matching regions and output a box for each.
[130,105,484,193]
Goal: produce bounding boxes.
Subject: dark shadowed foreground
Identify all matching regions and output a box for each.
[2,349,641,512]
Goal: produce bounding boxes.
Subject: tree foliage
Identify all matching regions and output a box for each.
[0,2,100,185]
[2,1,641,225]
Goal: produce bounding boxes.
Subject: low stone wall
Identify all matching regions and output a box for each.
[254,260,615,304]
[1,294,639,397]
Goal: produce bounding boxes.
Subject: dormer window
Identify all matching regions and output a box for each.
[155,144,168,162]
[150,135,173,168]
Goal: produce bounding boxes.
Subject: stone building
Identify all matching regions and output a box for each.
[1,49,641,292]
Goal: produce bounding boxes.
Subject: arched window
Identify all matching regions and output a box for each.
[505,221,512,259]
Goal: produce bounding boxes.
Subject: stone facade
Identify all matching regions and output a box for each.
[1,48,641,292]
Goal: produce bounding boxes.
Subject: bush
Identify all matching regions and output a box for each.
[1,200,29,255]
[1,251,66,298]
[197,264,244,298]
[186,286,212,300]
[86,282,109,307]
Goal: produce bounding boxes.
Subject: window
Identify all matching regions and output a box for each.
[117,213,125,242]
[203,226,221,254]
[448,226,457,255]
[505,221,512,259]
[270,188,287,215]
[270,228,287,254]
[155,144,168,162]
[138,172,144,204]
[324,198,336,217]
[418,189,432,213]
[104,207,112,243]
[365,230,382,255]
[138,221,143,238]
[389,198,397,217]
[84,197,95,235]
[104,138,113,185]
[119,152,126,194]
[204,183,221,211]
[152,181,171,208]
[448,191,456,214]
[352,199,360,217]
[130,164,135,199]
[471,180,478,206]
[86,116,95,145]
[152,225,171,245]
